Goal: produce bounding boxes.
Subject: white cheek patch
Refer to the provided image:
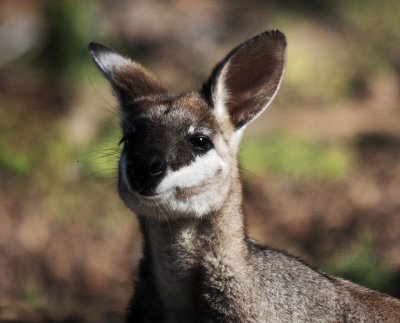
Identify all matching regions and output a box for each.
[155,149,232,217]
[159,182,230,217]
[119,148,231,218]
[156,149,226,194]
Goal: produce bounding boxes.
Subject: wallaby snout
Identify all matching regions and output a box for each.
[124,148,166,196]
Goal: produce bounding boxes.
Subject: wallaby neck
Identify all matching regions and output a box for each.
[139,175,246,262]
[137,178,247,319]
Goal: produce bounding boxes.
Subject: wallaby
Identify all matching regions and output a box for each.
[89,30,400,322]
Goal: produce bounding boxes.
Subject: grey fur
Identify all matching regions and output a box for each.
[89,30,400,322]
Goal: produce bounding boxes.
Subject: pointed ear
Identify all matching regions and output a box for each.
[202,30,286,129]
[88,42,166,105]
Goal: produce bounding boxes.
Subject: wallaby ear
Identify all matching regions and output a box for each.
[203,30,286,129]
[88,42,166,105]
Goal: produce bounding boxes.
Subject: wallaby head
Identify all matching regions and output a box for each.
[89,31,286,219]
[89,31,400,323]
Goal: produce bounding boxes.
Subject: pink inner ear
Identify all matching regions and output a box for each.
[223,34,286,128]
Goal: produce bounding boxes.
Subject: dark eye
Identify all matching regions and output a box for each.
[189,135,213,151]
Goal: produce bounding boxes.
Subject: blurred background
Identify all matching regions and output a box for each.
[0,0,399,322]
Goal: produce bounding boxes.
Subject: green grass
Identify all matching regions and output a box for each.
[240,134,354,181]
[0,143,33,175]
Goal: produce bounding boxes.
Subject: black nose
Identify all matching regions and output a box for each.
[125,151,166,195]
[149,155,165,176]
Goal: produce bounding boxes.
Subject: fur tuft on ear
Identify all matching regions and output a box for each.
[88,42,166,105]
[202,30,286,129]
[89,42,130,81]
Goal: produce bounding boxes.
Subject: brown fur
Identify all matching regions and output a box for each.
[89,30,400,322]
